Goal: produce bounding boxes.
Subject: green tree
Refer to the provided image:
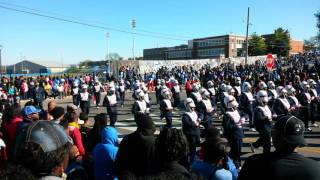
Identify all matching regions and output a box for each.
[267,28,291,57]
[108,53,122,61]
[79,59,92,67]
[248,33,267,56]
[304,36,320,51]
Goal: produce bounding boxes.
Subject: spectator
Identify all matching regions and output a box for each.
[44,81,52,99]
[79,112,91,153]
[67,103,80,116]
[89,113,108,152]
[1,103,22,160]
[66,112,85,157]
[50,106,65,124]
[11,121,70,179]
[239,115,320,180]
[115,113,156,177]
[16,105,41,133]
[192,138,238,180]
[93,126,118,180]
[154,127,191,178]
[31,82,45,110]
[45,100,57,120]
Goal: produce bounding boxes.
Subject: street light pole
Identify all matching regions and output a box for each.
[106,32,110,74]
[0,45,2,78]
[131,19,136,61]
[245,7,250,65]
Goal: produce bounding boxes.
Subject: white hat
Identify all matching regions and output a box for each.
[184,98,196,108]
[267,81,275,89]
[201,90,210,99]
[136,89,144,98]
[286,85,296,94]
[257,90,268,103]
[109,86,115,91]
[259,81,267,89]
[242,82,252,92]
[224,95,238,109]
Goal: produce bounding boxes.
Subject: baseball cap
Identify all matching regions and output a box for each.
[274,115,307,146]
[22,106,41,116]
[16,120,69,153]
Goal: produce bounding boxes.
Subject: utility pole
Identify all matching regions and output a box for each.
[245,7,250,65]
[106,32,110,74]
[131,19,136,61]
[0,45,2,78]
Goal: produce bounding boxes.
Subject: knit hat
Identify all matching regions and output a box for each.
[274,115,306,146]
[50,106,65,120]
[135,114,155,133]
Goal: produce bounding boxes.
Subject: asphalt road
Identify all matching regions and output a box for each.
[35,90,320,162]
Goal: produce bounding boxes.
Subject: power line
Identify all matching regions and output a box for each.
[0,2,191,40]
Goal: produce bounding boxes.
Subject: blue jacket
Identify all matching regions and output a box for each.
[192,156,238,180]
[93,126,118,180]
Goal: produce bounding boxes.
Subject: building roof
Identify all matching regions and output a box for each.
[193,34,246,41]
[29,60,66,68]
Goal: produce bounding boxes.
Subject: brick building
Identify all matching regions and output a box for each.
[143,34,246,60]
[289,40,304,54]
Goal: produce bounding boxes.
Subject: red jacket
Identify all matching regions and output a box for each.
[1,116,22,158]
[68,124,86,156]
[185,81,192,93]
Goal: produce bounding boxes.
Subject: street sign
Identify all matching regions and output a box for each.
[266,54,274,71]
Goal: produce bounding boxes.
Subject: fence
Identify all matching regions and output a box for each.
[111,55,275,74]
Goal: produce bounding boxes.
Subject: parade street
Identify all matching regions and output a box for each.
[35,89,320,162]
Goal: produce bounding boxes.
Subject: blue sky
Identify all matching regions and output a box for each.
[0,0,319,65]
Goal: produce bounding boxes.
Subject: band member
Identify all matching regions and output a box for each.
[94,81,102,109]
[258,81,267,91]
[80,85,90,115]
[155,79,161,104]
[190,83,202,110]
[182,98,200,161]
[251,90,272,154]
[286,85,301,117]
[160,89,173,128]
[143,87,152,111]
[198,90,214,131]
[240,82,255,131]
[222,95,245,169]
[272,86,290,118]
[309,79,319,127]
[119,79,126,108]
[267,81,277,107]
[131,90,148,115]
[103,87,117,127]
[72,82,80,106]
[207,81,216,107]
[299,82,312,131]
[171,80,181,109]
[234,77,241,103]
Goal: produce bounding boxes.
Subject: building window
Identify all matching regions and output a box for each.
[198,48,225,57]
